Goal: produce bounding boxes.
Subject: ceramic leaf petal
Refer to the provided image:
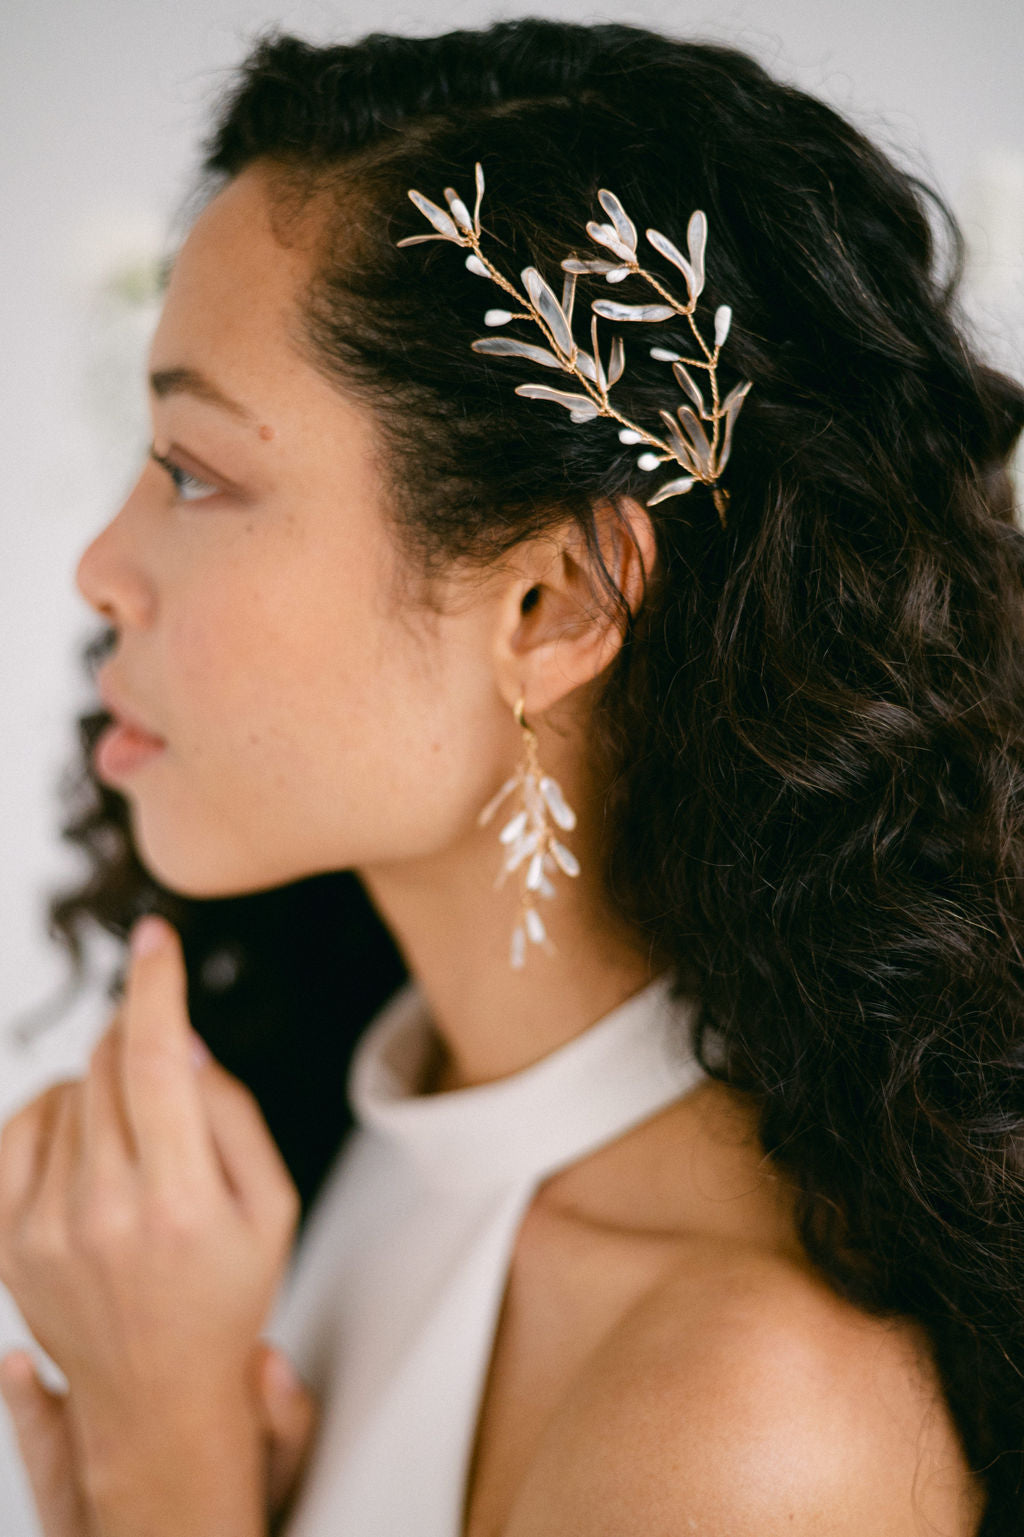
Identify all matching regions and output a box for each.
[408,189,461,240]
[472,338,563,368]
[672,361,705,414]
[591,300,675,322]
[645,227,697,297]
[646,475,697,505]
[597,189,638,255]
[515,384,599,418]
[521,267,575,355]
[687,211,707,297]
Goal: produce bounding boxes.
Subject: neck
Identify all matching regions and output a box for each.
[358,839,660,1092]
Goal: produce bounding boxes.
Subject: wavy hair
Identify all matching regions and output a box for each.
[33,19,1024,1528]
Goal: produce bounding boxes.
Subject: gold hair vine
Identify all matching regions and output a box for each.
[397,163,751,528]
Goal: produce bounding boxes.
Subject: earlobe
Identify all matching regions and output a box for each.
[494,497,657,714]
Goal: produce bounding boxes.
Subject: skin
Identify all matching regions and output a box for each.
[0,164,984,1535]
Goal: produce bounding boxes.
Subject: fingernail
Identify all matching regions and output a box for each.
[131,915,168,958]
[266,1348,302,1397]
[0,1352,35,1392]
[190,1031,211,1069]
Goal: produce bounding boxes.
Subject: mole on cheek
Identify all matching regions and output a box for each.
[258,423,275,442]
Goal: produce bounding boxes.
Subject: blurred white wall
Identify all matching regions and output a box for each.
[1,0,1022,1529]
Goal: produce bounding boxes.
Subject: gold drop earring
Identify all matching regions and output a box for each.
[477,694,580,969]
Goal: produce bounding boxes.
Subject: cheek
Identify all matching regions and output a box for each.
[163,539,415,780]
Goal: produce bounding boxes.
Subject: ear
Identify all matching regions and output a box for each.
[492,497,657,715]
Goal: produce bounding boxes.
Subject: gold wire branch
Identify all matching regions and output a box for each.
[397,165,751,529]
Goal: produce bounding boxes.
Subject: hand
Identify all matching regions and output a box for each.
[0,1339,317,1537]
[0,915,302,1531]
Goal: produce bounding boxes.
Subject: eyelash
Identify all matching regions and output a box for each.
[150,448,218,503]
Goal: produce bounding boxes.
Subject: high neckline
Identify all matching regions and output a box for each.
[347,972,705,1193]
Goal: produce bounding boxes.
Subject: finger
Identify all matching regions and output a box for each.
[196,1059,297,1228]
[81,1021,137,1180]
[0,1088,65,1227]
[257,1343,317,1520]
[32,1086,81,1233]
[0,1351,88,1537]
[119,916,215,1193]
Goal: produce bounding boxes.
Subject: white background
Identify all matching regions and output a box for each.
[1,1,1022,1529]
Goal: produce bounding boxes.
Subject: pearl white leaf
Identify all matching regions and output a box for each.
[550,840,581,877]
[605,267,632,283]
[395,233,448,247]
[588,314,607,391]
[645,227,697,297]
[646,475,697,506]
[408,189,461,241]
[591,300,675,323]
[607,335,625,385]
[618,427,644,444]
[538,874,557,899]
[687,211,707,298]
[484,309,513,326]
[525,908,547,945]
[526,851,545,891]
[718,379,752,470]
[658,410,700,472]
[561,257,618,274]
[650,346,682,362]
[505,829,541,873]
[723,379,753,413]
[472,338,563,368]
[444,189,473,230]
[586,221,635,265]
[521,266,575,355]
[499,808,528,844]
[478,774,517,826]
[524,776,545,820]
[597,189,638,255]
[540,775,577,830]
[714,304,732,347]
[510,925,526,968]
[473,161,485,225]
[637,452,662,471]
[672,361,705,414]
[515,384,599,419]
[576,351,600,384]
[464,253,488,277]
[561,269,577,326]
[677,405,713,473]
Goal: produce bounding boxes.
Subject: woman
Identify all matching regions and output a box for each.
[1,16,1022,1534]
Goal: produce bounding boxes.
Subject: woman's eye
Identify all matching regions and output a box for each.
[150,449,218,503]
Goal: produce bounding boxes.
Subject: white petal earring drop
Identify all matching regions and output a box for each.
[477,694,580,969]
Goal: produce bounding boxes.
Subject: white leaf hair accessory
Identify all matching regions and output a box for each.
[397,164,752,528]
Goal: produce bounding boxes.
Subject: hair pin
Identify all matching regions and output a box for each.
[397,164,751,527]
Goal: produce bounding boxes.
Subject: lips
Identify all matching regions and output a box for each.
[95,669,166,746]
[91,670,165,780]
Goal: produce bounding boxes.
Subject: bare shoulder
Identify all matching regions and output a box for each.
[501,1242,984,1536]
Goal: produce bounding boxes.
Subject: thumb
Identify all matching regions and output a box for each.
[257,1342,317,1520]
[0,1350,88,1537]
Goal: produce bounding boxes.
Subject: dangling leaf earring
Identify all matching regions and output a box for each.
[478,694,580,969]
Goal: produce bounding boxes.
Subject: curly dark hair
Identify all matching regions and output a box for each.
[30,18,1024,1529]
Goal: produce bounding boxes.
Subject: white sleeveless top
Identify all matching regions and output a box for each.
[268,971,705,1537]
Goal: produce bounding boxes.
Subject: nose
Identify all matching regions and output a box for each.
[74,485,156,630]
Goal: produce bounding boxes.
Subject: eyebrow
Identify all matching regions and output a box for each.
[149,367,256,422]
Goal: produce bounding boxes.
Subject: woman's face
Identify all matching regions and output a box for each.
[76,167,514,897]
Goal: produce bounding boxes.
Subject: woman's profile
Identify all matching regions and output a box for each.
[1,16,1023,1535]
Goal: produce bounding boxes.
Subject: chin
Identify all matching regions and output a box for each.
[131,814,304,901]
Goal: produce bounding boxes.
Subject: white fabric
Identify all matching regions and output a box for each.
[268,971,705,1537]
